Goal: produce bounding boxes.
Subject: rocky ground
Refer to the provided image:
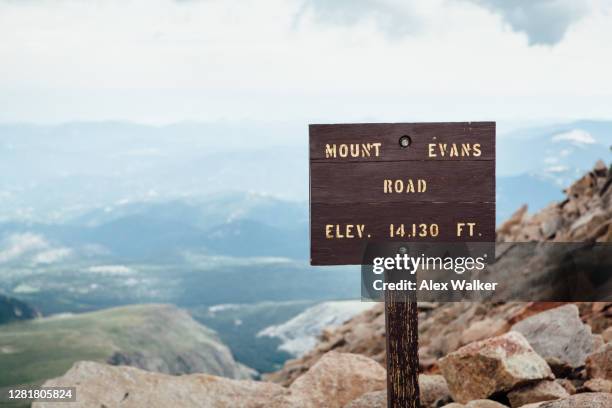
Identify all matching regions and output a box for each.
[34,162,611,407]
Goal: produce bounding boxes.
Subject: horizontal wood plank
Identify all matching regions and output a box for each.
[310,122,495,162]
[310,160,494,204]
[310,202,495,265]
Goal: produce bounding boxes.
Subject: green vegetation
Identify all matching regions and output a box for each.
[0,304,246,406]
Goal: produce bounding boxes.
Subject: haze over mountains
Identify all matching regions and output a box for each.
[0,119,610,381]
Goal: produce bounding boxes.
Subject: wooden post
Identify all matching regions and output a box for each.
[385,271,420,408]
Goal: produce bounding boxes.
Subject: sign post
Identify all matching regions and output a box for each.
[309,122,495,407]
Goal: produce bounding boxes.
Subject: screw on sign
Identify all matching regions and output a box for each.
[309,122,495,407]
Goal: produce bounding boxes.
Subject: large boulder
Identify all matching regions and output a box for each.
[343,391,386,408]
[507,381,568,408]
[439,331,553,403]
[511,305,596,372]
[586,343,612,380]
[32,361,287,408]
[274,351,386,408]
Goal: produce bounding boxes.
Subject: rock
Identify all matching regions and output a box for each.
[511,304,596,371]
[343,374,451,408]
[461,318,508,345]
[466,401,509,408]
[439,331,553,403]
[443,401,509,408]
[419,374,452,407]
[274,351,386,408]
[497,205,528,237]
[583,377,612,392]
[554,379,575,395]
[32,360,287,408]
[586,343,612,380]
[602,327,612,343]
[518,392,612,407]
[343,391,385,408]
[507,381,569,408]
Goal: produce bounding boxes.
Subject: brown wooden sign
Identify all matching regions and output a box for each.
[310,122,495,265]
[309,122,495,408]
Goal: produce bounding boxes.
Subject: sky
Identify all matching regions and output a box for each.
[1,0,611,125]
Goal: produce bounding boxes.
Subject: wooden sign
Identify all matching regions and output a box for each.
[310,122,495,265]
[309,122,496,408]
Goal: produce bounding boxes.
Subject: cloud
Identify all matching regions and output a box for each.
[0,233,73,264]
[0,0,610,123]
[0,233,48,263]
[31,247,72,265]
[468,0,590,45]
[295,0,422,36]
[86,265,134,275]
[552,129,597,145]
[298,0,593,46]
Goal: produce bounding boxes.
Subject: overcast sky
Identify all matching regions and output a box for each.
[1,0,611,125]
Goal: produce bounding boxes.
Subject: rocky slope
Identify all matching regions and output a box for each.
[0,304,251,395]
[32,162,612,407]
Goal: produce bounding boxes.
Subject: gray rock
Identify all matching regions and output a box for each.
[511,304,596,370]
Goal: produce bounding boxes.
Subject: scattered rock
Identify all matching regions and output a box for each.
[273,351,386,408]
[586,343,612,380]
[519,392,612,407]
[439,332,553,403]
[32,360,287,408]
[507,380,569,408]
[583,377,612,392]
[511,305,596,372]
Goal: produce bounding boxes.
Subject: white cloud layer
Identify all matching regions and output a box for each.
[0,0,611,123]
[0,233,72,264]
[552,129,597,145]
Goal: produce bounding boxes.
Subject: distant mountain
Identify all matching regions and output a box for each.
[257,301,376,357]
[0,122,308,223]
[0,304,251,393]
[0,193,309,262]
[0,294,40,324]
[496,120,611,222]
[498,120,611,180]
